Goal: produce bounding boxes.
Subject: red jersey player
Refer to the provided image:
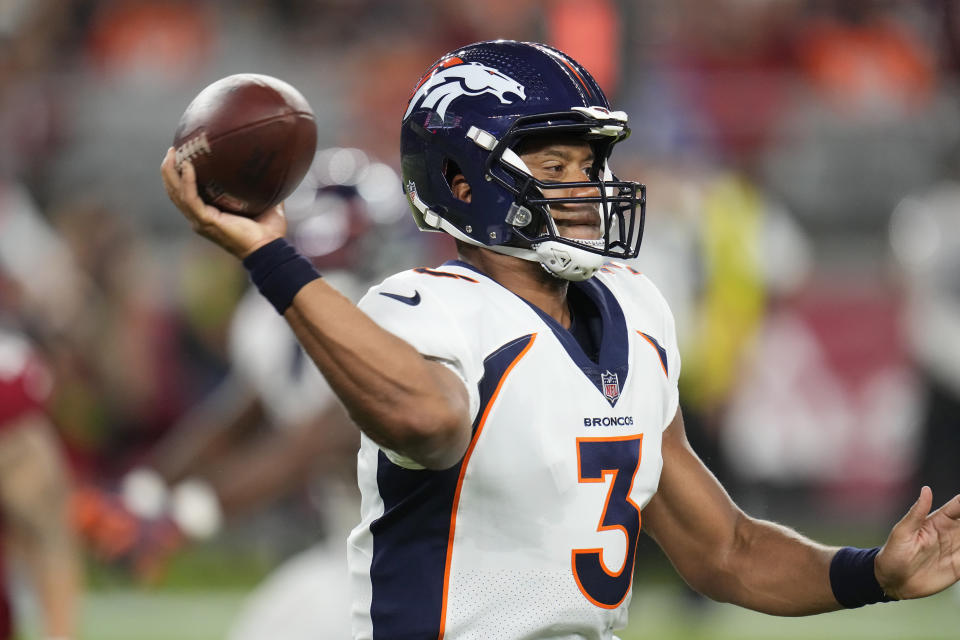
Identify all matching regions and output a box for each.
[0,325,80,639]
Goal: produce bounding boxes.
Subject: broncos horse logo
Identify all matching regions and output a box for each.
[403,59,526,121]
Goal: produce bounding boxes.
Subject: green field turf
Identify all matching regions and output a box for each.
[33,536,957,640]
[81,591,247,640]
[620,585,959,640]
[70,584,958,640]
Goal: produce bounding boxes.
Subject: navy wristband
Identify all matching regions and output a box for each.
[829,546,893,608]
[242,238,321,314]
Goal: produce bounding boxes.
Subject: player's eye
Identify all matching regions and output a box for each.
[537,164,564,180]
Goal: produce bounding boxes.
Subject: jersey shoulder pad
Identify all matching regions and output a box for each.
[597,261,671,313]
[358,266,483,376]
[359,265,484,323]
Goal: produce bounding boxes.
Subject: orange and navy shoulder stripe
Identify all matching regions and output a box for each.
[412,267,479,283]
[636,331,668,378]
[599,262,641,275]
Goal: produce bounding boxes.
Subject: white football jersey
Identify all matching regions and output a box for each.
[229,270,365,429]
[348,261,681,639]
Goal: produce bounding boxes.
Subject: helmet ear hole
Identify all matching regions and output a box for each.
[444,159,472,203]
[443,158,463,186]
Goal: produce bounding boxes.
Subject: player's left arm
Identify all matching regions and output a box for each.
[642,407,960,615]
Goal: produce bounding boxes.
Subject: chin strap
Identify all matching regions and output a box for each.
[485,238,605,281]
[534,239,606,281]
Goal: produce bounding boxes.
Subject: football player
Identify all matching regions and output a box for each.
[161,40,960,639]
[0,324,80,640]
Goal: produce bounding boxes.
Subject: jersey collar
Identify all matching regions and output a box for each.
[442,260,630,406]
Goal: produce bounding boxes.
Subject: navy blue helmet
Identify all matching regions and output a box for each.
[400,40,645,280]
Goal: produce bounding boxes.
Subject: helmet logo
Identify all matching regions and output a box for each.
[403,60,526,122]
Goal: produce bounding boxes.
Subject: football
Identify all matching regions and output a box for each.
[173,73,318,216]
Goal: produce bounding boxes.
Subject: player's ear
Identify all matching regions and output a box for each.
[450,174,472,203]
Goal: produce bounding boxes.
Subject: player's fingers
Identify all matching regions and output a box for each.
[160,148,182,198]
[178,160,210,219]
[899,486,933,530]
[160,147,175,175]
[935,493,960,521]
[179,159,196,199]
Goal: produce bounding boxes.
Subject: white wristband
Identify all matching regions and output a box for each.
[169,478,223,540]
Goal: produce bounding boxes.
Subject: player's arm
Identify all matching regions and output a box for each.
[190,402,356,517]
[0,413,80,638]
[641,408,838,614]
[161,149,473,470]
[281,280,472,469]
[147,374,265,484]
[643,408,960,614]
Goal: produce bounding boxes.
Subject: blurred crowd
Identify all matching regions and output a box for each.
[1,0,959,601]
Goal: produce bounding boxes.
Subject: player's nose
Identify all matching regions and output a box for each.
[563,174,600,203]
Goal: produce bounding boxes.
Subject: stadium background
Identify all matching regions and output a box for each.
[1,0,959,637]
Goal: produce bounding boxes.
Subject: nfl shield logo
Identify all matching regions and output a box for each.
[601,370,620,403]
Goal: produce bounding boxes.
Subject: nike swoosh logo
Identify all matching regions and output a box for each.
[379,290,421,306]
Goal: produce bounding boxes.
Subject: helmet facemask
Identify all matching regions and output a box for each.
[465,109,646,280]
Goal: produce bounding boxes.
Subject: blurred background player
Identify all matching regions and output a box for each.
[889,171,960,513]
[0,318,81,640]
[76,148,409,640]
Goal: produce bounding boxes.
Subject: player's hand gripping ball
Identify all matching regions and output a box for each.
[173,73,317,216]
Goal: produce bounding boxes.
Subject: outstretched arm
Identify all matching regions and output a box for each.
[160,149,472,470]
[642,408,839,615]
[643,408,960,615]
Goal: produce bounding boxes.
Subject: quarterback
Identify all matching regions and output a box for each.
[162,40,960,640]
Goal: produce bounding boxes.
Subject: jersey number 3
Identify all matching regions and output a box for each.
[572,435,643,609]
